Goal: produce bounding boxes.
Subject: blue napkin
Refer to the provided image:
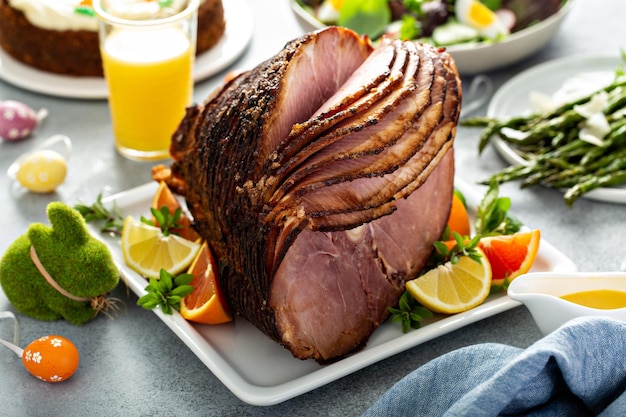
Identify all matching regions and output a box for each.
[362,316,626,416]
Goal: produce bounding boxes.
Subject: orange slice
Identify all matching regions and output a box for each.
[180,242,232,324]
[151,181,201,242]
[446,191,471,238]
[478,229,541,286]
[406,248,492,314]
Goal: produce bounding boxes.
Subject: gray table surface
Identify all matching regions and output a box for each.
[1,0,625,415]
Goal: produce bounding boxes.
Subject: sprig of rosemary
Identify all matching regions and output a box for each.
[137,269,194,315]
[73,193,125,235]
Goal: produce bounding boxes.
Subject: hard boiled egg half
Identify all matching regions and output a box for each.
[455,0,509,40]
[316,0,344,23]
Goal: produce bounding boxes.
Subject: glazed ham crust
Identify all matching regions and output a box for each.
[167,27,462,361]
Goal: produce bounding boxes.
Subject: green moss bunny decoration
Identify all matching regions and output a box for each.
[0,202,120,325]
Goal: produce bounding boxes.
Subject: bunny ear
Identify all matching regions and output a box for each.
[46,202,89,246]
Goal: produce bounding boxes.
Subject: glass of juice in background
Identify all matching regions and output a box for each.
[93,0,199,161]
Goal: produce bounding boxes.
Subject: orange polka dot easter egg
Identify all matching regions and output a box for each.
[21,335,79,383]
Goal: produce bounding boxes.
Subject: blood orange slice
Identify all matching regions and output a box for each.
[478,229,541,286]
[180,242,232,324]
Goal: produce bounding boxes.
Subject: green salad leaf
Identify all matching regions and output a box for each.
[338,0,391,39]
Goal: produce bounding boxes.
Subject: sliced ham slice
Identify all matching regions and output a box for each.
[269,40,425,201]
[264,39,409,189]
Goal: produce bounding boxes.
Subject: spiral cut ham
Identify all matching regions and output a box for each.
[165,27,462,362]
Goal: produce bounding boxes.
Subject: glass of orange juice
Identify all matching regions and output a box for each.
[93,0,199,161]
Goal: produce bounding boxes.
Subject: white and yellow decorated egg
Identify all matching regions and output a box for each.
[15,149,68,193]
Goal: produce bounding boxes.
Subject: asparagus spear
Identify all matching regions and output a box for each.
[463,58,626,205]
[564,170,626,206]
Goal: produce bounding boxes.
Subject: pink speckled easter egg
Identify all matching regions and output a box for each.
[0,101,40,141]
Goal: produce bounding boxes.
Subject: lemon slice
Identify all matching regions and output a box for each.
[121,216,201,279]
[406,248,492,314]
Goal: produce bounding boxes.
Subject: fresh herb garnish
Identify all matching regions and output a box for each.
[388,291,433,333]
[421,230,482,277]
[137,269,194,315]
[140,206,184,236]
[76,191,187,238]
[436,232,482,264]
[74,193,125,235]
[474,179,522,236]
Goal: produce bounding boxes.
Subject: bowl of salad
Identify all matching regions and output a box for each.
[292,0,573,74]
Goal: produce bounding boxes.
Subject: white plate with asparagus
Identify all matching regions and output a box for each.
[468,53,626,205]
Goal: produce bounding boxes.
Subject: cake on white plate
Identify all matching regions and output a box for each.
[0,0,225,76]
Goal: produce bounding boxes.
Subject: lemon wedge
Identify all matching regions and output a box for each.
[121,216,201,279]
[406,248,492,314]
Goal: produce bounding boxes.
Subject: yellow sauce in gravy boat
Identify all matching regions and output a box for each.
[507,272,626,335]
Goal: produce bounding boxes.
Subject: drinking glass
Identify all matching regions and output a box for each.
[93,0,199,161]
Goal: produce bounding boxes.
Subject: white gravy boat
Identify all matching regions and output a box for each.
[507,271,626,335]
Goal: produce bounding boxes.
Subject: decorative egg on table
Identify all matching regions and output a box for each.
[15,149,68,193]
[0,100,47,141]
[21,335,80,383]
